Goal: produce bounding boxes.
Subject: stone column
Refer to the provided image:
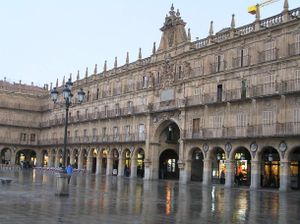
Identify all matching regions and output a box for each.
[48,153,53,168]
[55,154,60,168]
[179,160,191,184]
[280,161,290,192]
[10,150,16,165]
[118,158,124,177]
[96,156,102,175]
[144,113,152,180]
[130,158,137,178]
[86,156,93,172]
[250,160,261,190]
[143,159,152,180]
[202,159,212,186]
[225,160,235,188]
[69,151,75,166]
[35,151,44,167]
[106,155,113,176]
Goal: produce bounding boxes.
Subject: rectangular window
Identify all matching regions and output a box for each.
[115,103,120,116]
[75,130,78,138]
[128,101,133,114]
[85,109,88,119]
[236,113,247,127]
[294,108,300,133]
[296,70,300,89]
[215,54,224,72]
[192,118,200,133]
[76,111,80,119]
[30,134,35,142]
[262,111,275,135]
[138,124,145,140]
[96,88,99,100]
[102,127,107,137]
[104,105,108,117]
[263,74,275,95]
[240,48,249,67]
[125,125,130,140]
[265,41,276,61]
[142,76,148,88]
[295,33,300,55]
[83,129,87,137]
[217,84,223,102]
[113,127,119,140]
[20,133,26,141]
[92,128,97,137]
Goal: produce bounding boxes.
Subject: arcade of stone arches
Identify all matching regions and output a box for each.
[0,120,300,191]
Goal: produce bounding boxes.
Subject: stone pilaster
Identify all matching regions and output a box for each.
[250,160,261,189]
[202,159,212,186]
[280,161,290,192]
[225,160,235,187]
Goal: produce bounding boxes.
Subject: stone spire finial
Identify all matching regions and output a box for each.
[126,52,129,65]
[138,48,142,60]
[255,4,260,21]
[77,70,80,81]
[94,64,97,75]
[176,9,180,17]
[103,60,107,72]
[56,78,58,87]
[69,73,72,80]
[170,4,174,13]
[50,82,53,90]
[152,42,156,55]
[283,0,289,12]
[114,57,118,68]
[85,67,88,78]
[231,14,235,29]
[187,28,191,41]
[62,76,65,86]
[209,21,214,36]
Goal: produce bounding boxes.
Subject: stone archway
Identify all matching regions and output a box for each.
[122,148,131,177]
[1,148,12,164]
[16,149,37,168]
[159,149,179,180]
[111,148,119,175]
[135,148,145,178]
[231,147,252,187]
[151,119,181,180]
[79,149,88,170]
[190,147,204,182]
[89,148,97,173]
[42,150,48,167]
[209,147,226,185]
[99,148,108,175]
[288,146,300,190]
[261,146,280,188]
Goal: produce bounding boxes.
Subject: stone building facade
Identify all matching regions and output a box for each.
[1,1,300,191]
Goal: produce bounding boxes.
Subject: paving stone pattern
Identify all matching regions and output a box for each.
[0,170,299,224]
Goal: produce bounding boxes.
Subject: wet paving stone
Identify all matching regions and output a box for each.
[0,170,299,224]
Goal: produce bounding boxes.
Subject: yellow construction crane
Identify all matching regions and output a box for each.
[248,0,280,15]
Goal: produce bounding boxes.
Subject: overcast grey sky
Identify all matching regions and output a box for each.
[0,0,299,87]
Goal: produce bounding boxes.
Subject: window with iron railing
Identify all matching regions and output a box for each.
[233,48,250,68]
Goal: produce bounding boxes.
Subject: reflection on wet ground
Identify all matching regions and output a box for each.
[0,170,299,224]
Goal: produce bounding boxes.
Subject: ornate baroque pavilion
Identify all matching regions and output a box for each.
[1,1,300,191]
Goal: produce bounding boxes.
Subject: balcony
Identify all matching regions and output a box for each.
[210,61,226,73]
[186,122,300,140]
[232,55,251,68]
[36,132,146,146]
[258,48,278,63]
[288,42,300,56]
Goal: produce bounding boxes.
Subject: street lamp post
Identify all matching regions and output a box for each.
[50,78,85,196]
